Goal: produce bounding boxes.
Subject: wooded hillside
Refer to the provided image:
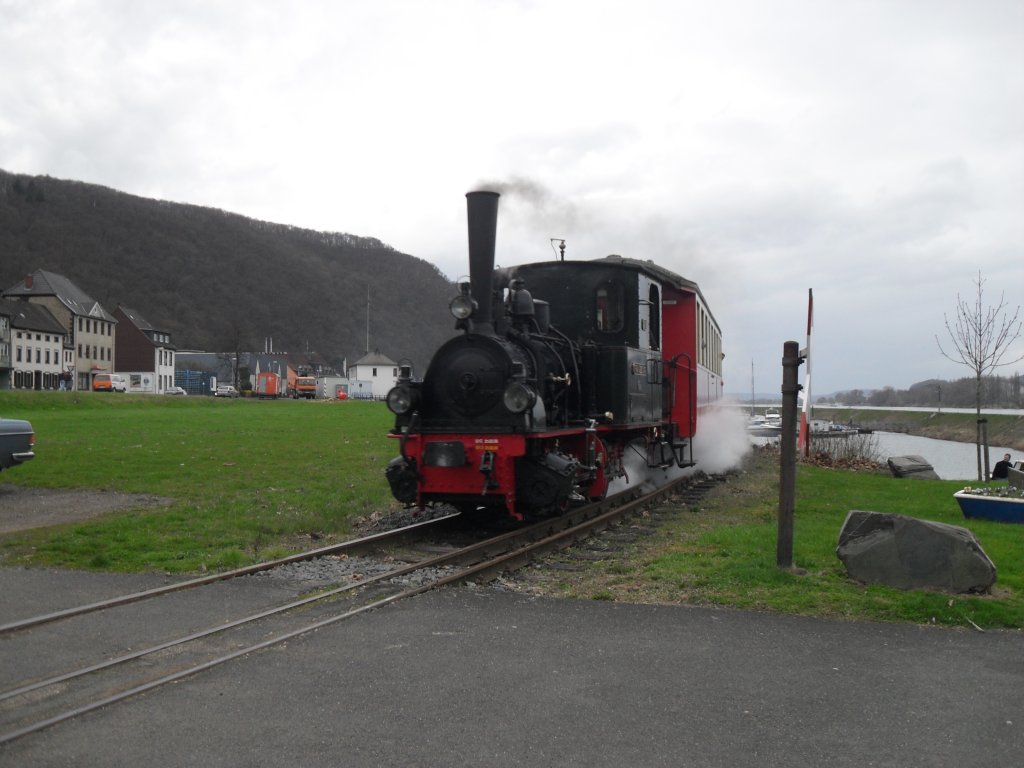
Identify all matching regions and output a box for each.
[0,169,457,374]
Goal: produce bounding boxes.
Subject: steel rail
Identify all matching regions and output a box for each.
[0,512,459,635]
[0,490,641,705]
[0,545,456,704]
[0,475,701,746]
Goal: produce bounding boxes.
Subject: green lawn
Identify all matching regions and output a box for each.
[3,391,1022,628]
[565,450,1024,629]
[1,391,399,572]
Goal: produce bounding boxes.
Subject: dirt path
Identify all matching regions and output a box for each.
[0,484,173,534]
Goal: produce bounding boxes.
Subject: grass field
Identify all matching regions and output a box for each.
[2,391,1021,628]
[531,449,1024,629]
[0,391,398,572]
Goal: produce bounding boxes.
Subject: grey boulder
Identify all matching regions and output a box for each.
[837,510,996,593]
[886,455,939,479]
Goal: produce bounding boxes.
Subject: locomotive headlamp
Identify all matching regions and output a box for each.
[386,384,420,415]
[502,381,536,414]
[450,284,476,320]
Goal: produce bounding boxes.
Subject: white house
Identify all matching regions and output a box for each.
[0,298,67,390]
[348,350,399,399]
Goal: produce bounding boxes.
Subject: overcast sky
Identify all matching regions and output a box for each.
[2,0,1022,395]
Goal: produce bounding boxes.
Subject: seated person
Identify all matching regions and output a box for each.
[991,453,1012,480]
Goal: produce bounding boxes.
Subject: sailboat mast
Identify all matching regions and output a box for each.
[750,360,756,416]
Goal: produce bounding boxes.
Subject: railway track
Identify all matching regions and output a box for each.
[0,472,719,746]
[0,511,463,635]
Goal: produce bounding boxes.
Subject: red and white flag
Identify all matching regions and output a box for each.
[798,289,813,455]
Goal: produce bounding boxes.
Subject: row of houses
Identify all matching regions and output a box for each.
[0,270,174,393]
[0,269,402,398]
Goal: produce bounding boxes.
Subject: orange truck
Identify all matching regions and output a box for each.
[293,376,317,399]
[254,371,283,399]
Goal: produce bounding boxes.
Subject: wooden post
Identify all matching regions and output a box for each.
[778,340,803,569]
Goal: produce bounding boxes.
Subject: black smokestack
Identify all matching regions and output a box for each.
[466,190,500,334]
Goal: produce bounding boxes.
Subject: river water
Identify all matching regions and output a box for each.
[750,431,1017,481]
[868,432,1016,481]
[738,404,1022,480]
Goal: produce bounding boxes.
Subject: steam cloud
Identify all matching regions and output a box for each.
[690,402,752,474]
[606,402,751,495]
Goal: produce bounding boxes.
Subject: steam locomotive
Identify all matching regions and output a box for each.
[385,191,723,520]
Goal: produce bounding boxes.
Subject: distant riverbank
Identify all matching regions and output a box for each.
[812,407,1024,452]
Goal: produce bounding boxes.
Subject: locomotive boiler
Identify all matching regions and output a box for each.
[385,190,723,519]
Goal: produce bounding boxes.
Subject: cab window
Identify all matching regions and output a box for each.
[648,283,661,351]
[595,282,624,332]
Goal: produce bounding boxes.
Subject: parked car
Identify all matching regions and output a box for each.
[0,418,35,471]
[93,374,127,392]
[165,386,188,396]
[214,385,239,398]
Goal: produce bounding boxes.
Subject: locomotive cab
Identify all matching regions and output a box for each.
[510,260,664,425]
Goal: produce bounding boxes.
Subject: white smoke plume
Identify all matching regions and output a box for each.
[691,401,752,474]
[606,402,751,495]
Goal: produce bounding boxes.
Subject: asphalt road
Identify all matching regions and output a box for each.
[2,566,1021,767]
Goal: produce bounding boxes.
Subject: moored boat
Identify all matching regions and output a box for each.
[809,419,860,437]
[747,413,781,437]
[954,489,1024,524]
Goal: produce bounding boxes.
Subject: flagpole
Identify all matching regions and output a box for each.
[798,288,813,457]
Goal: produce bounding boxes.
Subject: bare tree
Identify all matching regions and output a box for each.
[936,270,1023,481]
